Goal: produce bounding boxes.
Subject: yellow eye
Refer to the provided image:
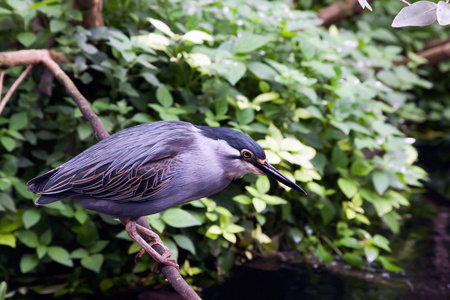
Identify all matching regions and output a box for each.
[241,149,253,159]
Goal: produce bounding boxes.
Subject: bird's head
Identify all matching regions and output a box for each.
[195,125,306,194]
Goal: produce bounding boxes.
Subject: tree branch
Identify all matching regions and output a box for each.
[395,42,450,66]
[0,49,200,299]
[72,0,104,28]
[0,65,33,115]
[318,0,373,27]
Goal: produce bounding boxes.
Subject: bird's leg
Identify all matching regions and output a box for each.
[120,218,179,273]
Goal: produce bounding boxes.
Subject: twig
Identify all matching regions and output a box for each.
[0,70,4,104]
[399,0,411,6]
[0,65,33,115]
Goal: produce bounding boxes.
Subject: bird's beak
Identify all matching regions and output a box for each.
[254,159,307,195]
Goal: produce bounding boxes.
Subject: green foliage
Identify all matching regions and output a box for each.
[0,0,442,297]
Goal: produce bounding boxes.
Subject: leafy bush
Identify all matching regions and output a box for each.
[0,0,438,296]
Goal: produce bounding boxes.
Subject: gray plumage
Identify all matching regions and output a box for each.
[28,121,305,219]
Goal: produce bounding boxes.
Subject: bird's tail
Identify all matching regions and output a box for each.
[28,167,66,205]
[35,194,65,205]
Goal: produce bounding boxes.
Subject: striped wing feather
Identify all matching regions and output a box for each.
[30,157,177,203]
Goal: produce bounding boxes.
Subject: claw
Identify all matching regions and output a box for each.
[120,218,179,273]
[134,248,146,263]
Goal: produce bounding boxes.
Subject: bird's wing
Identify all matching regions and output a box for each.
[28,121,197,203]
[32,156,178,203]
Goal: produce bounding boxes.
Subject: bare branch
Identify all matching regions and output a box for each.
[318,0,374,27]
[399,0,411,6]
[0,70,4,104]
[0,65,33,115]
[395,42,450,66]
[72,0,104,28]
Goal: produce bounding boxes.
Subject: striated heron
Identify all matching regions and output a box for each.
[28,121,306,271]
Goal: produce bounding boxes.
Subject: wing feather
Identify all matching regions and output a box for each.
[27,121,196,204]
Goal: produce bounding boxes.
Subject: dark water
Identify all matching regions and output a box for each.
[203,264,407,300]
[200,194,450,300]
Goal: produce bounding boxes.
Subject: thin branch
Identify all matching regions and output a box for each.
[0,70,4,104]
[318,0,374,27]
[0,65,33,115]
[399,0,411,6]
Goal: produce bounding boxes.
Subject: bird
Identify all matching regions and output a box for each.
[27,121,306,271]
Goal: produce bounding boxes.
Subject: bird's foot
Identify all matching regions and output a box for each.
[134,223,180,272]
[151,251,178,273]
[120,219,179,273]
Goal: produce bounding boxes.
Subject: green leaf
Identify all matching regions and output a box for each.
[234,33,273,53]
[233,194,252,204]
[206,225,222,236]
[248,62,277,81]
[252,197,266,213]
[1,136,15,152]
[16,230,39,248]
[89,240,109,253]
[288,228,303,243]
[344,253,364,267]
[0,281,7,300]
[219,60,246,85]
[372,234,391,252]
[383,211,400,234]
[48,246,73,267]
[372,169,389,195]
[20,254,39,273]
[9,112,28,131]
[173,234,196,255]
[0,7,11,15]
[0,233,16,248]
[364,245,379,263]
[350,160,373,176]
[256,176,270,194]
[36,245,47,259]
[378,256,403,272]
[320,198,335,225]
[0,214,23,234]
[81,254,104,273]
[236,108,254,125]
[225,224,245,234]
[77,123,92,140]
[141,72,160,86]
[49,19,66,32]
[222,232,236,243]
[161,208,201,228]
[337,237,362,249]
[70,248,89,259]
[156,84,173,108]
[0,192,16,212]
[337,178,358,199]
[148,18,174,37]
[23,209,40,229]
[360,189,393,217]
[40,229,52,245]
[316,245,334,262]
[17,32,37,47]
[331,145,348,168]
